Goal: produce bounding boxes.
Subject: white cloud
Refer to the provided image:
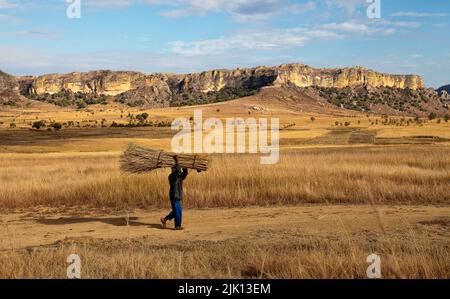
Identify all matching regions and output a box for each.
[0,29,62,40]
[321,22,369,33]
[159,0,315,21]
[85,0,137,7]
[85,0,316,21]
[389,21,422,28]
[378,59,418,69]
[0,0,16,9]
[0,12,25,24]
[391,11,449,17]
[325,0,366,14]
[432,23,449,28]
[371,19,422,32]
[0,44,286,76]
[170,28,344,56]
[169,29,315,56]
[321,20,416,36]
[168,17,425,57]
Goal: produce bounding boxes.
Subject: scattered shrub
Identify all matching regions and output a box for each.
[51,122,62,131]
[32,120,46,130]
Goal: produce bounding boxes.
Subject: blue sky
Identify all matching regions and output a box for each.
[0,0,449,87]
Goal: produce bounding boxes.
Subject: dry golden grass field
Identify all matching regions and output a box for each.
[0,96,449,278]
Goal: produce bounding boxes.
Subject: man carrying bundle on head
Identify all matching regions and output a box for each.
[120,144,208,229]
[161,156,188,230]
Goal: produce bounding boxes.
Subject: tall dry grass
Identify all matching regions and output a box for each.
[0,145,449,209]
[0,229,447,278]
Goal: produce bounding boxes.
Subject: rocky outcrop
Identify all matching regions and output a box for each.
[170,64,424,97]
[173,67,278,94]
[1,64,445,116]
[115,74,173,107]
[21,64,425,101]
[437,84,450,97]
[28,71,148,96]
[274,64,424,90]
[0,70,23,104]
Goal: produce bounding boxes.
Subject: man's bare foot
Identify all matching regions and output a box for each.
[160,217,167,229]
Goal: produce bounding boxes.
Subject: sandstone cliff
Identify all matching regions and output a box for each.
[2,64,446,116]
[274,64,424,90]
[28,71,148,96]
[0,70,23,104]
[20,64,424,101]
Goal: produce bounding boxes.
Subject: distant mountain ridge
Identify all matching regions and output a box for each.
[9,63,424,108]
[1,64,449,117]
[19,64,424,98]
[437,84,450,95]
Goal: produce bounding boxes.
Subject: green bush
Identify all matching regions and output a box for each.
[32,120,46,129]
[136,113,150,122]
[51,122,62,131]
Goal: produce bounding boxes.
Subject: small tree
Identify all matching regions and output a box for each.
[310,116,316,122]
[77,100,87,109]
[32,120,46,130]
[444,114,449,123]
[428,112,437,121]
[10,123,16,128]
[52,122,62,131]
[136,113,149,122]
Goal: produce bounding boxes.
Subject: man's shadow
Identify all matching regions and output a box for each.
[36,216,163,229]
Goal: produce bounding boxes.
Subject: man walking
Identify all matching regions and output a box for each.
[161,156,188,230]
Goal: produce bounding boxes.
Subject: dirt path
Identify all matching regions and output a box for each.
[1,205,449,251]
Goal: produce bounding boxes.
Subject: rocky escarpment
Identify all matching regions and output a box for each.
[7,64,447,116]
[0,70,24,105]
[26,71,148,96]
[274,64,424,90]
[11,64,426,111]
[115,75,173,108]
[18,64,424,103]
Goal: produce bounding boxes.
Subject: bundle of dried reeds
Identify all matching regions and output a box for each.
[120,144,209,173]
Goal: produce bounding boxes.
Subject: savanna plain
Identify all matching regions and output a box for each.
[0,99,449,278]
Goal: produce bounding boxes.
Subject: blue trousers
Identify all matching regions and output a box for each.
[165,200,182,227]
